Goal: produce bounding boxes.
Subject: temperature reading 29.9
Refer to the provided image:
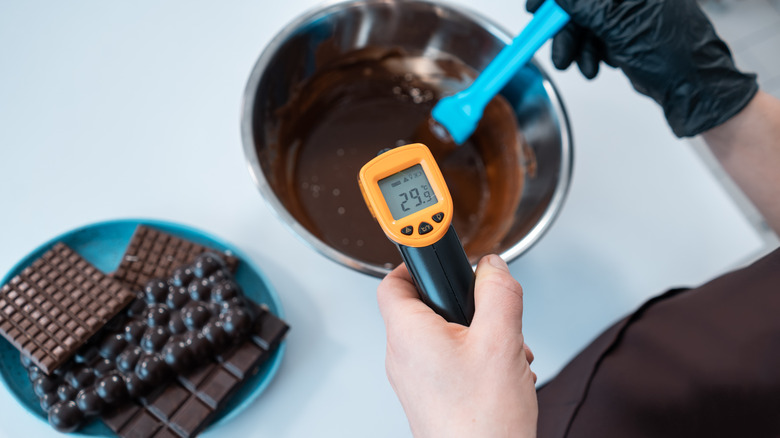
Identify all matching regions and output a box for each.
[399,186,433,212]
[378,164,438,220]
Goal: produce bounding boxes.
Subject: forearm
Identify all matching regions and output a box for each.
[702,91,780,237]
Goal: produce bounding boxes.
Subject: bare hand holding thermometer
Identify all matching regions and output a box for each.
[358,143,475,325]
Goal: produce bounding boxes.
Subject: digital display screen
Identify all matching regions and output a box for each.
[378,164,437,220]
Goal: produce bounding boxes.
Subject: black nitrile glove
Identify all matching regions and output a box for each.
[527,0,759,137]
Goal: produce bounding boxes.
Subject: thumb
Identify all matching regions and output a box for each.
[471,255,524,336]
[526,0,545,13]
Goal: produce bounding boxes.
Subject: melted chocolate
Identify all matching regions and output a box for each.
[271,47,526,268]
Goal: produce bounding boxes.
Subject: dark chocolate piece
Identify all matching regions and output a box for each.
[113,226,239,290]
[103,307,287,437]
[148,384,189,421]
[48,400,84,433]
[102,403,140,432]
[0,243,134,374]
[124,410,163,437]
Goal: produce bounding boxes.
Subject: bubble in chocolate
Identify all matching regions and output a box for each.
[161,339,194,373]
[212,280,240,302]
[146,304,171,327]
[205,301,222,318]
[93,358,115,377]
[220,296,247,312]
[144,278,169,304]
[117,345,143,373]
[99,333,128,361]
[168,312,188,335]
[124,372,150,398]
[166,286,190,309]
[33,375,58,397]
[40,391,59,412]
[221,308,252,336]
[51,364,69,377]
[21,354,34,368]
[192,252,226,278]
[73,345,98,364]
[201,321,229,350]
[141,326,170,353]
[48,400,84,433]
[135,354,169,385]
[57,384,78,402]
[124,320,146,343]
[126,297,147,317]
[187,278,212,301]
[95,373,128,404]
[207,269,229,285]
[183,331,212,360]
[171,266,195,287]
[65,366,96,390]
[104,312,128,332]
[182,302,211,331]
[27,364,44,381]
[75,388,104,415]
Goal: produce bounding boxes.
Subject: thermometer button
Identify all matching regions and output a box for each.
[431,212,444,223]
[401,226,414,236]
[418,222,434,235]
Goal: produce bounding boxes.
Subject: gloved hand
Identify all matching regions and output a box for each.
[527,0,759,137]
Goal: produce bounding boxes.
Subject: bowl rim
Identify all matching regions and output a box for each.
[240,0,573,277]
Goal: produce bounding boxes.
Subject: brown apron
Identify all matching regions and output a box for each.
[537,247,780,437]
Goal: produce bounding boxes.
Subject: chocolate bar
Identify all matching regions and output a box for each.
[113,226,239,290]
[102,308,288,437]
[0,243,134,374]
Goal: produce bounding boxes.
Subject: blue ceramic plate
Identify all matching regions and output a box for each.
[0,219,286,435]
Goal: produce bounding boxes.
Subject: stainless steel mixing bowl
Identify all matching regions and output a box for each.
[241,0,573,277]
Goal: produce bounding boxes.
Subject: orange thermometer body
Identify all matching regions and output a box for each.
[359,143,475,325]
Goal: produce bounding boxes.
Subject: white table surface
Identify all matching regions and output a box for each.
[0,1,769,436]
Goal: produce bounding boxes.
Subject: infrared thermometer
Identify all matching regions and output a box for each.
[358,143,475,325]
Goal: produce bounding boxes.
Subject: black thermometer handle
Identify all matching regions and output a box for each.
[397,225,475,325]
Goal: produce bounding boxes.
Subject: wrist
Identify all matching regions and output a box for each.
[663,68,758,138]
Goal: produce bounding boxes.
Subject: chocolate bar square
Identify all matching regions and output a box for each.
[148,384,189,421]
[0,243,134,374]
[113,226,239,290]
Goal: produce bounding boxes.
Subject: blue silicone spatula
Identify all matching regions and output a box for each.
[431,0,570,144]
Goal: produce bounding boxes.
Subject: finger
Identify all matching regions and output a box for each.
[526,0,544,13]
[470,255,524,336]
[376,263,431,325]
[576,34,601,79]
[585,29,615,69]
[524,343,535,365]
[529,0,573,14]
[524,342,537,383]
[551,24,581,70]
[565,0,612,29]
[600,37,619,68]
